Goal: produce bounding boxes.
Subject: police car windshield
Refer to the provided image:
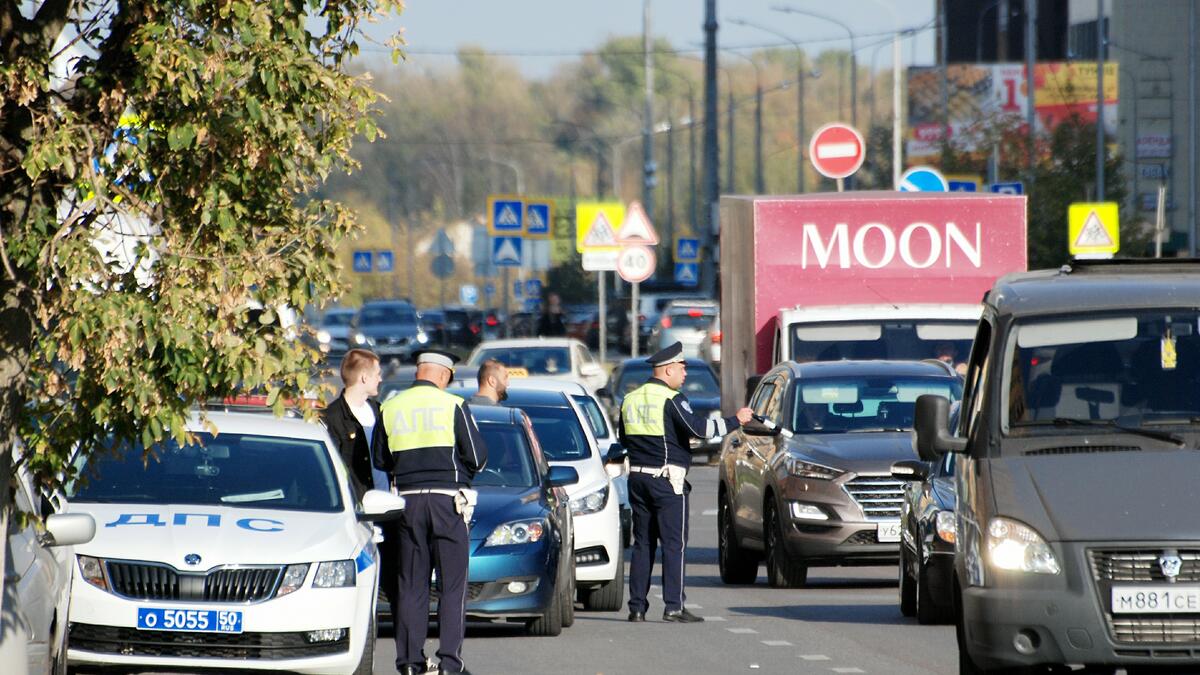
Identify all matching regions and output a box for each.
[67,433,343,512]
[475,424,539,488]
[617,364,719,398]
[517,406,592,461]
[791,377,962,434]
[472,347,570,376]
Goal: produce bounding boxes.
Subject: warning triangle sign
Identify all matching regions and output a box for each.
[583,212,619,248]
[1075,211,1114,248]
[495,238,521,263]
[497,205,520,227]
[617,201,660,245]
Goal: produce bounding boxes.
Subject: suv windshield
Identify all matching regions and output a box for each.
[67,433,342,512]
[791,376,962,433]
[1005,311,1200,435]
[359,304,415,325]
[475,424,539,488]
[473,347,570,375]
[791,320,976,368]
[518,405,591,461]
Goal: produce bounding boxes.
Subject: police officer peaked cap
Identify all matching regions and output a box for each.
[646,342,685,367]
[414,348,460,370]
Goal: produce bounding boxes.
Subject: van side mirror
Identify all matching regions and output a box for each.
[914,395,967,458]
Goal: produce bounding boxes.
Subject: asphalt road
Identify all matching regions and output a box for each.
[374,464,958,675]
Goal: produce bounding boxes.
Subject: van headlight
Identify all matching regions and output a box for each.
[987,517,1060,575]
[785,457,843,481]
[312,560,356,588]
[570,485,609,516]
[485,519,546,546]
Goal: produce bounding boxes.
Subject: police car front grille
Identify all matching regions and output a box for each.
[105,561,284,603]
[1090,549,1200,583]
[68,622,349,659]
[843,476,905,521]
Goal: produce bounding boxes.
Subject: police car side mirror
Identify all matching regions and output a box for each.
[358,490,407,522]
[546,465,579,489]
[43,513,96,547]
[914,395,967,457]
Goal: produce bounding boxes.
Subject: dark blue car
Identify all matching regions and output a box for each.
[439,405,578,636]
[601,357,723,458]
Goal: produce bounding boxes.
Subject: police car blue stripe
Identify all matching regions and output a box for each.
[354,546,374,572]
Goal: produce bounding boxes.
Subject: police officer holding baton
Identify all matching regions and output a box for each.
[620,342,752,623]
[378,349,487,675]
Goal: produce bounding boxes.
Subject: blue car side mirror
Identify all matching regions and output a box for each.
[546,465,579,488]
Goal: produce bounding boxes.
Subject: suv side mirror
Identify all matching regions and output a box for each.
[891,460,930,482]
[742,418,780,437]
[914,395,967,457]
[358,490,407,522]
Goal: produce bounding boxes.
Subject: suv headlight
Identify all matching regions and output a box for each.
[571,484,609,516]
[485,519,546,547]
[313,560,356,588]
[78,555,108,590]
[275,563,310,597]
[935,510,957,544]
[785,457,843,481]
[987,517,1060,575]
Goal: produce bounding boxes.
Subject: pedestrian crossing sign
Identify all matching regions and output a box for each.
[675,262,699,286]
[674,236,701,262]
[1068,202,1119,258]
[492,236,523,267]
[575,202,625,253]
[488,195,524,235]
[525,200,553,239]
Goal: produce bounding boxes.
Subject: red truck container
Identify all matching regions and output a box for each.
[719,191,1027,413]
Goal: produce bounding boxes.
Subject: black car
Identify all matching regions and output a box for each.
[353,300,426,361]
[716,360,961,588]
[893,448,957,624]
[600,357,723,459]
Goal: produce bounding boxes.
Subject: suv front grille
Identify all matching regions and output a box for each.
[106,561,284,603]
[843,475,905,521]
[1090,548,1200,644]
[1090,549,1200,583]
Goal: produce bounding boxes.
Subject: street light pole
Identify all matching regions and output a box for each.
[701,0,719,297]
[773,5,857,129]
[643,0,657,219]
[1095,0,1105,202]
[723,48,764,194]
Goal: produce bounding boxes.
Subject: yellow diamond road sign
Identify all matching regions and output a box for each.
[1068,202,1119,258]
[576,202,625,252]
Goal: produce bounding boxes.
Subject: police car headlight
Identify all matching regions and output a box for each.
[313,560,356,588]
[78,555,108,590]
[316,330,332,344]
[570,485,609,516]
[785,457,843,481]
[484,519,546,546]
[986,517,1060,575]
[275,563,310,597]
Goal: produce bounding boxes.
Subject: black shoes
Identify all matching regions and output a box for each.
[627,610,646,622]
[399,666,424,675]
[663,607,704,623]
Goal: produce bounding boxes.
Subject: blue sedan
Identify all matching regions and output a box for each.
[432,405,578,636]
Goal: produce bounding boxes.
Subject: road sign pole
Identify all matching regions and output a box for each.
[598,272,607,364]
[631,281,640,359]
[502,267,511,338]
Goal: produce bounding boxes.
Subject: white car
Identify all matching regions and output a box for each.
[63,409,405,675]
[466,337,607,392]
[0,462,95,675]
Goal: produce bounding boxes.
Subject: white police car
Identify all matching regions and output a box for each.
[62,409,405,674]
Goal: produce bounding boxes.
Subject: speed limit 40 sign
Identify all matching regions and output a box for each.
[617,245,656,283]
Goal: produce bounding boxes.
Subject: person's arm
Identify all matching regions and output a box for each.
[667,394,745,439]
[373,406,395,473]
[454,402,488,477]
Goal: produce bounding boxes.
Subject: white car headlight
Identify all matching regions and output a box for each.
[570,484,610,516]
[987,517,1060,575]
[785,457,843,481]
[485,519,546,547]
[78,555,108,590]
[316,329,332,344]
[275,563,310,597]
[936,510,957,544]
[312,560,356,588]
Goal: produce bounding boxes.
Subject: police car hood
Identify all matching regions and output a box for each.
[67,503,361,567]
[989,452,1200,542]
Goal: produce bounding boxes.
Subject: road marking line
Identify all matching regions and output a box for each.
[727,627,758,634]
[830,669,865,674]
[702,508,718,516]
[762,640,792,647]
[686,604,702,609]
[799,655,831,661]
[702,616,726,622]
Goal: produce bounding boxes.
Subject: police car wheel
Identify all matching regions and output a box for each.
[352,613,376,675]
[718,493,759,585]
[898,550,917,617]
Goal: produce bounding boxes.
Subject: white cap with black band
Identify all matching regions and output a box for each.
[415,350,458,370]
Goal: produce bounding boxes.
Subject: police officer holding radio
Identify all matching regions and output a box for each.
[378,349,487,675]
[620,342,753,623]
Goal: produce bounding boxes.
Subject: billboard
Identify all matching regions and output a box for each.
[907,61,1118,159]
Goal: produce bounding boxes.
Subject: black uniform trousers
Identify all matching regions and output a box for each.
[627,472,691,614]
[395,493,469,673]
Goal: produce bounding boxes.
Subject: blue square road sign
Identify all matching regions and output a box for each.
[352,250,372,273]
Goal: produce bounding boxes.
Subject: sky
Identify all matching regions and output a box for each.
[358,0,939,80]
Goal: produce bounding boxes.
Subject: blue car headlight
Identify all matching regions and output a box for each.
[484,519,546,547]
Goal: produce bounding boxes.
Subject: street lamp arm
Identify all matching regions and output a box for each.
[771,5,855,50]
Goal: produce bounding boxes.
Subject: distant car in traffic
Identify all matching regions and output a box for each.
[697,315,721,367]
[601,357,724,460]
[650,300,719,358]
[454,404,578,636]
[64,408,406,674]
[716,360,961,588]
[466,338,606,392]
[352,300,428,362]
[315,308,357,358]
[634,292,712,352]
[893,437,958,625]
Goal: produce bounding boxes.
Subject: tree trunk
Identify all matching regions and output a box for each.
[0,277,34,609]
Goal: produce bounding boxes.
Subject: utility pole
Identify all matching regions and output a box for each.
[688,93,698,228]
[643,0,656,220]
[754,77,764,193]
[1025,0,1037,173]
[1095,0,1105,202]
[666,99,676,248]
[939,0,949,146]
[725,86,735,192]
[701,0,719,297]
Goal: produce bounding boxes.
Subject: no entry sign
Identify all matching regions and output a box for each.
[809,123,865,180]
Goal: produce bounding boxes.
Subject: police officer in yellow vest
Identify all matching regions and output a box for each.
[620,342,753,623]
[377,349,487,675]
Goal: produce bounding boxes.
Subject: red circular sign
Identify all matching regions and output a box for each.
[617,245,656,283]
[808,123,866,180]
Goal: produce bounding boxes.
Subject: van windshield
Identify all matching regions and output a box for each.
[791,320,976,368]
[1005,311,1200,435]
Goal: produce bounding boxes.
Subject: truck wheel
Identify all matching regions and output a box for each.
[899,549,917,617]
[352,614,376,675]
[718,493,759,585]
[916,560,951,625]
[526,579,564,637]
[764,501,807,588]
